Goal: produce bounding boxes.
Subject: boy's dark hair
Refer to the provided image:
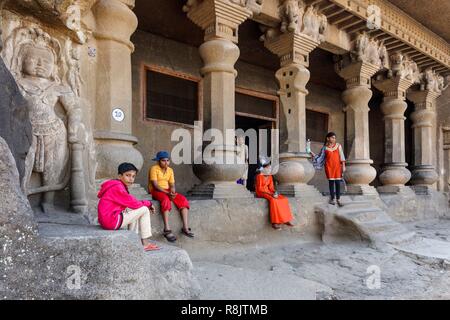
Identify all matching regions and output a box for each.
[118,162,138,175]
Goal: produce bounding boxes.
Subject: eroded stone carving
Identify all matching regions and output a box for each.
[2,26,87,213]
[350,31,389,69]
[302,5,326,42]
[378,40,389,70]
[277,1,327,42]
[419,68,448,94]
[279,0,304,33]
[5,0,89,43]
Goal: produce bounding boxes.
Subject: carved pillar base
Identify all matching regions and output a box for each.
[190,145,253,199]
[344,159,378,195]
[94,131,144,179]
[377,163,411,194]
[274,153,321,198]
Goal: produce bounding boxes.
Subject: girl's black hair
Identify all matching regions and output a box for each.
[324,132,337,145]
[118,162,138,175]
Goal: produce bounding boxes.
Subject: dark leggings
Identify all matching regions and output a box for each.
[329,180,341,200]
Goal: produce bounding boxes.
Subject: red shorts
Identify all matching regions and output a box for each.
[151,189,190,213]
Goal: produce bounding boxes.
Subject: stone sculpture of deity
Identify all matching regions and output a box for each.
[3,27,84,213]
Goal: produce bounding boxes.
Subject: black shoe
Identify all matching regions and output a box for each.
[329,199,336,205]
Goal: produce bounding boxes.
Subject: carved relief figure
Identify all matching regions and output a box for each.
[352,31,370,62]
[420,67,436,91]
[280,0,304,33]
[3,27,83,212]
[378,40,389,70]
[388,52,404,78]
[301,5,315,35]
[365,37,381,65]
[317,10,328,42]
[402,55,421,84]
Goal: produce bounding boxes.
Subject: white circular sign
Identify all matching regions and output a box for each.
[112,108,125,122]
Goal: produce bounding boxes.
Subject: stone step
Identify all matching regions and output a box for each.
[318,198,415,246]
[342,210,381,223]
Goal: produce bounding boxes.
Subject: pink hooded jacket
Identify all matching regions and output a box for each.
[97,179,152,230]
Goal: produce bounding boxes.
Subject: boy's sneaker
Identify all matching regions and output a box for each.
[329,199,336,205]
[336,199,344,207]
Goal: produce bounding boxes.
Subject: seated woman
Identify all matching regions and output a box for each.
[255,157,295,230]
[148,151,194,242]
[97,162,160,251]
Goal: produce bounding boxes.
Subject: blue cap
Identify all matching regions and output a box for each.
[152,151,170,161]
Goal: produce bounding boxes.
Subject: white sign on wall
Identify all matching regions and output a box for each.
[112,108,125,122]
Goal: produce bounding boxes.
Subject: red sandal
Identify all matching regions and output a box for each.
[144,243,161,251]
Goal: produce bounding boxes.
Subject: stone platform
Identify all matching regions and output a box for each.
[87,182,326,251]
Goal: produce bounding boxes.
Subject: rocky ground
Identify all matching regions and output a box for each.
[190,218,450,300]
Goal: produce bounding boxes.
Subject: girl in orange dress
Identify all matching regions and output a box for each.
[311,132,346,206]
[255,159,294,230]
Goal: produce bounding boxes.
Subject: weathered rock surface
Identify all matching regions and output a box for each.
[0,138,200,299]
[0,58,32,180]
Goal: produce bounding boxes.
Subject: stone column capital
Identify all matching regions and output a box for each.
[264,32,320,67]
[407,89,441,110]
[335,60,379,89]
[93,0,138,52]
[185,0,252,43]
[372,76,413,101]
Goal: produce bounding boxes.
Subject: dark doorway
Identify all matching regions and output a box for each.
[235,115,274,192]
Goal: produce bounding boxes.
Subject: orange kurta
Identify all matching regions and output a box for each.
[324,143,344,180]
[255,174,293,224]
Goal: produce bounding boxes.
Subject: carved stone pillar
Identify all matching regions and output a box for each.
[186,0,253,198]
[407,89,440,194]
[443,127,450,193]
[372,76,413,194]
[336,61,378,195]
[264,33,321,197]
[92,0,143,179]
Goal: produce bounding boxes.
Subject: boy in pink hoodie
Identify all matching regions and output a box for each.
[98,162,160,251]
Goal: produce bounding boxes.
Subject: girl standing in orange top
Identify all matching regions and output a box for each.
[311,132,346,206]
[255,157,294,230]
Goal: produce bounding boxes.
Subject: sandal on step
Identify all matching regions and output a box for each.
[163,230,177,242]
[272,224,281,230]
[285,221,295,227]
[144,243,161,251]
[181,228,194,238]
